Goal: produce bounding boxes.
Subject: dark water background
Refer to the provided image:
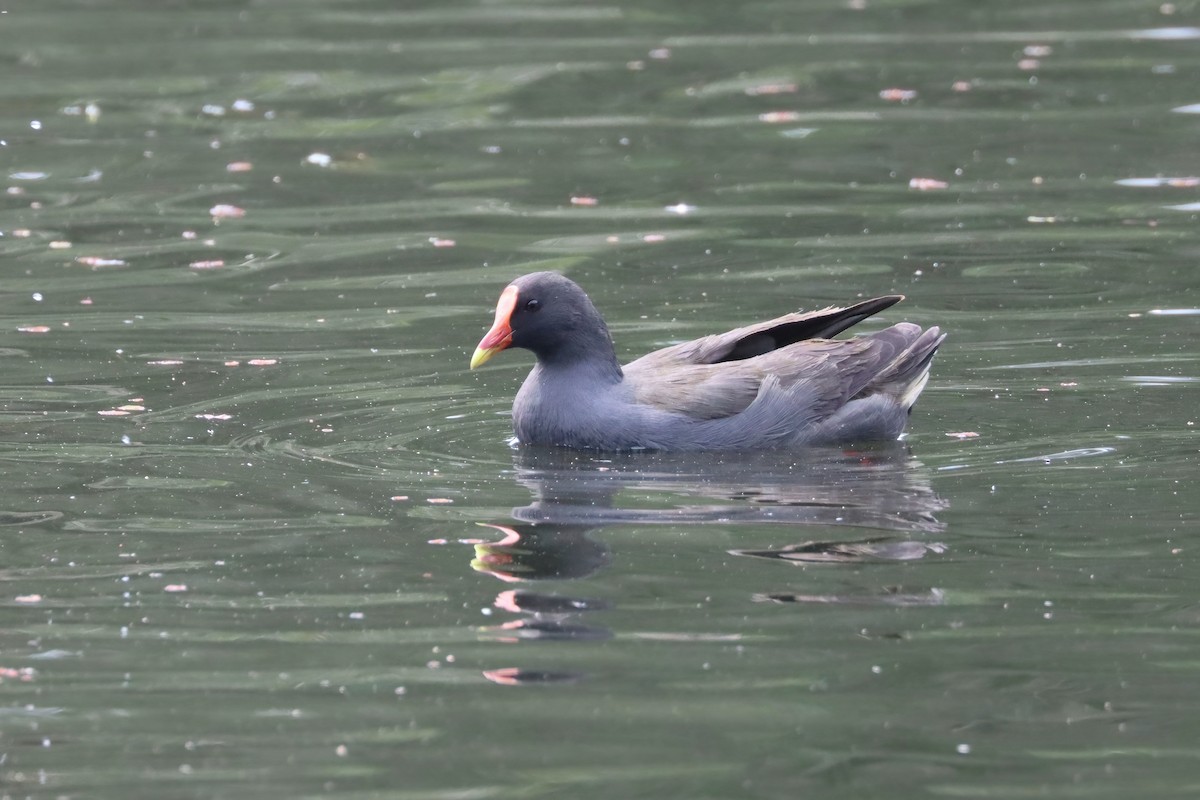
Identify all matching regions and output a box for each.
[1,1,1198,797]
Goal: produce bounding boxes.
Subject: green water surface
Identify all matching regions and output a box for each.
[1,1,1198,798]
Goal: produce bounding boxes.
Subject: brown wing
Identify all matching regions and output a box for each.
[625,338,886,421]
[622,296,903,421]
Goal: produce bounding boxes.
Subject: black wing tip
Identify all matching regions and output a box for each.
[832,294,904,319]
[869,294,905,310]
[802,294,906,341]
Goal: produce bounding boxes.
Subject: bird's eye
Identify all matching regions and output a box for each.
[524,299,541,313]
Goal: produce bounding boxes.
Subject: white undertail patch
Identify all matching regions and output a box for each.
[898,368,931,410]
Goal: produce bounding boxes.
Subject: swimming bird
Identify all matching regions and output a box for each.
[470,272,944,450]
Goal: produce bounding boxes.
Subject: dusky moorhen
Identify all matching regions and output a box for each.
[471,272,944,450]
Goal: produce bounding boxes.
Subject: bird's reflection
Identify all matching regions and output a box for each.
[504,444,947,533]
[475,444,948,672]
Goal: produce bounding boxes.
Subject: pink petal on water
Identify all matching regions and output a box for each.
[909,177,949,190]
[879,88,918,102]
[209,204,245,219]
[745,83,798,96]
[75,256,127,268]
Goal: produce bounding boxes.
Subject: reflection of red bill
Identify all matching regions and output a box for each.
[482,667,583,686]
[483,668,524,686]
[494,590,522,613]
[471,554,525,582]
[475,522,522,545]
[472,523,529,582]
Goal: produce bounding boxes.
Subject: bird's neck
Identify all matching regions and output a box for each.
[535,320,623,384]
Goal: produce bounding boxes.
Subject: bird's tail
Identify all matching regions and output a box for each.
[862,325,946,411]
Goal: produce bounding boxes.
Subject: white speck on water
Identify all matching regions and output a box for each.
[1148,307,1200,316]
[1132,26,1200,40]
